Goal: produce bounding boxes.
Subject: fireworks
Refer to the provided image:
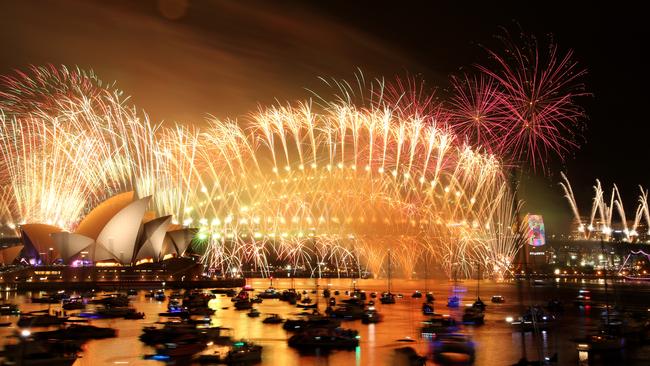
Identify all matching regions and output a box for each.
[0,44,589,279]
[475,30,589,171]
[561,173,650,241]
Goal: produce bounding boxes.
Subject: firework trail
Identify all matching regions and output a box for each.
[0,65,536,279]
[476,29,588,171]
[561,173,650,241]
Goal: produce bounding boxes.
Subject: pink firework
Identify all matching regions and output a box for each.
[382,75,451,125]
[477,30,589,172]
[448,74,508,154]
[0,64,110,116]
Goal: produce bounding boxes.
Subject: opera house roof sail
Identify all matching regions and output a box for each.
[11,192,196,265]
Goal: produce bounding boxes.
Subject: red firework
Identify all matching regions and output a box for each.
[476,30,589,171]
[448,74,508,154]
[0,64,110,117]
[381,75,451,125]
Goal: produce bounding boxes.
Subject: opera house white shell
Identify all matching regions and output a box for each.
[15,192,195,265]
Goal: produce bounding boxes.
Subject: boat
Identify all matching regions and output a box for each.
[223,341,262,363]
[90,294,129,307]
[422,302,434,315]
[431,333,476,365]
[197,340,262,364]
[380,292,396,304]
[329,303,365,320]
[231,290,249,302]
[447,295,460,308]
[62,297,85,310]
[470,263,487,311]
[32,324,117,341]
[462,306,485,325]
[153,290,166,301]
[380,249,396,305]
[17,314,68,327]
[472,298,486,311]
[288,327,359,350]
[491,295,505,303]
[234,300,253,310]
[149,334,207,358]
[361,307,383,324]
[0,303,20,315]
[127,289,138,296]
[411,290,423,298]
[0,340,78,366]
[211,288,237,297]
[420,314,458,337]
[262,314,284,324]
[575,333,625,352]
[574,289,592,306]
[0,322,11,327]
[392,347,427,366]
[297,302,318,309]
[79,306,141,319]
[283,315,341,332]
[247,308,261,318]
[257,278,281,299]
[425,292,435,303]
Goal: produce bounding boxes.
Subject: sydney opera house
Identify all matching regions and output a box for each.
[0,192,230,289]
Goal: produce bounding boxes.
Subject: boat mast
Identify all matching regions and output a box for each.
[476,261,480,300]
[388,249,392,293]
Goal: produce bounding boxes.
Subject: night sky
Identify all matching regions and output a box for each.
[1,0,646,234]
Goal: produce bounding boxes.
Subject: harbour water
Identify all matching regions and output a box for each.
[2,277,650,365]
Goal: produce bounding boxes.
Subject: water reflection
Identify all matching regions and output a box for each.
[1,278,650,365]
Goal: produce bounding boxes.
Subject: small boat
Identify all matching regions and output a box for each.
[124,311,145,319]
[0,303,20,315]
[32,324,117,340]
[224,341,262,363]
[575,333,625,352]
[425,292,435,303]
[234,300,253,310]
[262,314,284,324]
[422,302,434,315]
[1,340,78,366]
[0,322,12,327]
[447,295,460,308]
[432,333,476,365]
[62,297,85,310]
[472,297,487,311]
[491,295,505,303]
[462,306,485,325]
[574,289,591,306]
[380,292,396,304]
[361,307,383,324]
[420,314,458,337]
[392,347,427,366]
[300,296,313,304]
[153,290,166,301]
[197,340,262,364]
[247,308,261,318]
[288,327,359,350]
[412,290,423,298]
[17,314,69,327]
[127,289,138,296]
[297,302,318,309]
[211,288,237,297]
[257,287,280,299]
